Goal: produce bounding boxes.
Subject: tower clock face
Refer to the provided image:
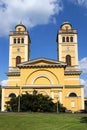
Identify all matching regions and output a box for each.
[17,48,20,52]
[66,46,70,51]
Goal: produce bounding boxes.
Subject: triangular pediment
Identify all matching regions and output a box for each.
[17,58,67,68]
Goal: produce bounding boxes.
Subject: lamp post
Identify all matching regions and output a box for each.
[56,95,59,113]
[18,93,20,112]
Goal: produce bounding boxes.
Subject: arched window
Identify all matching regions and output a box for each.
[69,92,77,97]
[14,38,16,44]
[62,37,65,42]
[66,55,71,66]
[66,37,69,42]
[18,28,21,31]
[70,37,73,42]
[9,93,16,98]
[16,56,21,66]
[21,38,24,43]
[18,38,20,43]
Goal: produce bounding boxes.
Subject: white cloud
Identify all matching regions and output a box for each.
[79,57,87,73]
[0,79,8,86]
[0,0,63,36]
[80,79,87,96]
[69,0,87,7]
[78,57,87,96]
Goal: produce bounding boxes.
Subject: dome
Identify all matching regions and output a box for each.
[15,22,26,31]
[60,21,72,30]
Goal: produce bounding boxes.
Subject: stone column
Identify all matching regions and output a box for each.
[59,91,62,104]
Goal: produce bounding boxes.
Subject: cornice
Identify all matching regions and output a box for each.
[65,85,84,88]
[7,72,20,76]
[22,85,63,89]
[64,71,82,75]
[18,64,66,68]
[3,85,63,89]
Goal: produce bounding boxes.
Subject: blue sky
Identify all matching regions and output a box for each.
[0,0,87,96]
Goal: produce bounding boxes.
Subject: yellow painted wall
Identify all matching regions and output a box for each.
[19,67,64,86]
[7,65,83,112]
[64,75,80,85]
[62,87,82,111]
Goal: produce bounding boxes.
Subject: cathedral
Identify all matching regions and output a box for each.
[1,22,84,112]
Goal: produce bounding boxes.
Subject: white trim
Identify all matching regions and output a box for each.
[9,45,12,67]
[8,92,18,97]
[59,91,62,104]
[71,101,75,108]
[32,74,53,85]
[25,36,29,61]
[64,78,79,80]
[59,44,62,61]
[51,91,54,99]
[67,91,78,97]
[1,88,5,111]
[8,79,20,81]
[25,43,28,61]
[24,84,62,87]
[75,43,78,65]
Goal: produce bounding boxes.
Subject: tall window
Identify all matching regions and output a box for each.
[65,26,69,31]
[21,38,24,43]
[18,38,20,43]
[66,55,71,66]
[66,37,69,42]
[71,101,75,108]
[14,38,16,44]
[16,56,21,66]
[62,37,65,42]
[70,37,73,42]
[18,28,21,31]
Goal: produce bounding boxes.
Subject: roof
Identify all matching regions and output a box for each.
[60,21,72,29]
[17,58,67,68]
[15,22,26,30]
[64,66,82,75]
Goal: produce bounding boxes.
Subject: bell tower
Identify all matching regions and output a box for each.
[9,23,31,70]
[57,22,78,66]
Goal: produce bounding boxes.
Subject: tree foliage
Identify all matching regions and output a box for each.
[6,91,66,112]
[85,100,87,110]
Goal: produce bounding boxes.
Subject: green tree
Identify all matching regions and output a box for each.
[85,100,87,110]
[6,91,66,112]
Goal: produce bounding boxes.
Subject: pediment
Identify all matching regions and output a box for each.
[17,58,67,68]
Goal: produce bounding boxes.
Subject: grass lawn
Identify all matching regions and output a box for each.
[0,112,87,130]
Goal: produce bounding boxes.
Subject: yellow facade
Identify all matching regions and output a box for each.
[1,22,84,112]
